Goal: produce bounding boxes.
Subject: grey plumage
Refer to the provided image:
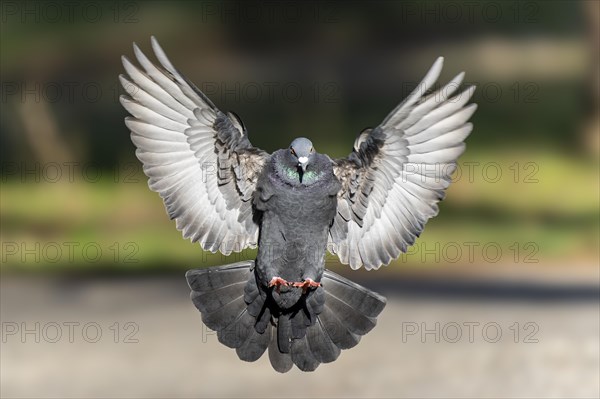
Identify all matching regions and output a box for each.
[121,37,476,372]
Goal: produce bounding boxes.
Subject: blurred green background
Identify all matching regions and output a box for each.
[0,1,599,397]
[1,1,598,273]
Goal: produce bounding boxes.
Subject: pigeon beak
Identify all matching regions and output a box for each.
[298,157,308,172]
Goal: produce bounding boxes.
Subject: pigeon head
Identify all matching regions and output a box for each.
[288,137,315,173]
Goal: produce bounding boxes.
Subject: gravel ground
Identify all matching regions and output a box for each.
[1,274,598,398]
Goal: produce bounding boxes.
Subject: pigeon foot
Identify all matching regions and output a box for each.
[268,276,291,293]
[292,278,321,294]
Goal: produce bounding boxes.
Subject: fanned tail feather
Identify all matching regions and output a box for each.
[186,263,386,373]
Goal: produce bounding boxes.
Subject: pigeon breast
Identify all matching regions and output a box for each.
[253,150,341,309]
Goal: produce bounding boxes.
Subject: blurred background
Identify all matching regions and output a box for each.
[1,1,598,398]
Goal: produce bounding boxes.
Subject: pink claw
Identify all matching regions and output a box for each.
[268,276,290,293]
[292,278,321,293]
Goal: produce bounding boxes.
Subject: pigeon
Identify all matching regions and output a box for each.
[120,37,477,373]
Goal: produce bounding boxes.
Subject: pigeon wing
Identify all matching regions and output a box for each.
[120,37,269,255]
[329,57,477,270]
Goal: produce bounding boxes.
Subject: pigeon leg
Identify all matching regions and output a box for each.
[268,276,291,293]
[292,278,321,294]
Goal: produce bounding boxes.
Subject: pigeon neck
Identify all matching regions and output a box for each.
[273,150,323,186]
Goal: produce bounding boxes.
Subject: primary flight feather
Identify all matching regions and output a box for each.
[120,37,476,372]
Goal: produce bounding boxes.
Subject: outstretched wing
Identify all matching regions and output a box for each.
[120,37,269,255]
[329,57,476,270]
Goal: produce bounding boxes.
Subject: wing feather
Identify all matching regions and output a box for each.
[121,37,269,254]
[330,57,476,269]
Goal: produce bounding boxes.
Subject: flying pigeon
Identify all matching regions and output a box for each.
[120,37,476,372]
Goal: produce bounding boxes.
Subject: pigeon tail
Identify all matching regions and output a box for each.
[186,261,270,363]
[186,263,386,373]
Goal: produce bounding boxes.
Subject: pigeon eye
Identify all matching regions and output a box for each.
[290,149,296,156]
[310,147,314,153]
